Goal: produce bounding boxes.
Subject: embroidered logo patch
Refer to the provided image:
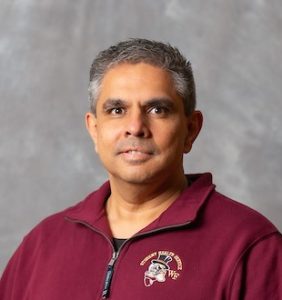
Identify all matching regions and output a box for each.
[140,250,183,287]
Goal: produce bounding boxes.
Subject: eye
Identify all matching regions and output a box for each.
[148,106,169,115]
[112,107,124,114]
[105,107,125,115]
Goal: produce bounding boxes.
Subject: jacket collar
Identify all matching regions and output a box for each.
[65,173,215,236]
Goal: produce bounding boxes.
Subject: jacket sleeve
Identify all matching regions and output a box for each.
[0,233,39,299]
[228,232,282,300]
[0,243,23,299]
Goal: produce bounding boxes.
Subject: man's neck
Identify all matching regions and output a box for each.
[106,174,188,239]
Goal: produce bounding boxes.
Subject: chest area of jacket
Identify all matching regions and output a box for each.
[29,229,236,299]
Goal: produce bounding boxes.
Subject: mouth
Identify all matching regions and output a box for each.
[124,149,151,154]
[119,148,154,163]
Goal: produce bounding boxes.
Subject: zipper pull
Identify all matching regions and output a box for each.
[102,252,118,299]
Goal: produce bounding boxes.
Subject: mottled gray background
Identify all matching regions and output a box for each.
[1,0,281,274]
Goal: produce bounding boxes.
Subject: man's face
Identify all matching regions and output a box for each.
[86,63,202,185]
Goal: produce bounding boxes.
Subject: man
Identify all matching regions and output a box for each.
[1,39,281,299]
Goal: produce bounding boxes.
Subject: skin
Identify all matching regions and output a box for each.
[86,62,203,238]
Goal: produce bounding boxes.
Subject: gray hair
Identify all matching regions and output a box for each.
[89,38,196,115]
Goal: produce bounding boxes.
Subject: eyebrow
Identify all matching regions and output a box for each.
[102,99,127,110]
[143,98,175,109]
[102,97,175,109]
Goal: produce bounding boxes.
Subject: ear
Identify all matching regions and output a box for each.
[184,110,203,154]
[85,112,98,152]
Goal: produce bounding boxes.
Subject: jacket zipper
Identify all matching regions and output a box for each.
[65,217,192,299]
[102,251,118,299]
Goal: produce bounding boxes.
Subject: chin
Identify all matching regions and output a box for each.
[111,170,158,185]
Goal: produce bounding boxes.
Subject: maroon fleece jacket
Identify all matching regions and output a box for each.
[1,173,282,299]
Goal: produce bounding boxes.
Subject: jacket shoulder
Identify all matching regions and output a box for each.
[205,190,279,239]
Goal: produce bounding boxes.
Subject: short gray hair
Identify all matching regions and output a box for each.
[89,38,196,115]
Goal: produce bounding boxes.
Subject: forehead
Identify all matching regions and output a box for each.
[97,62,180,103]
[104,61,168,77]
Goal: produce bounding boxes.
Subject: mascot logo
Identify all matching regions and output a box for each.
[140,250,183,287]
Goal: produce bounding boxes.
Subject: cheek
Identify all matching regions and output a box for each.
[156,125,187,151]
[95,124,120,150]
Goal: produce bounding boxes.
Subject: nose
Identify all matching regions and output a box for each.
[125,110,150,138]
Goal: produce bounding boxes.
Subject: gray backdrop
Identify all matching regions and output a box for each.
[1,0,281,274]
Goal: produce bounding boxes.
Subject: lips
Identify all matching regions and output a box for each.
[121,151,152,162]
[117,146,155,163]
[120,148,153,155]
[114,139,156,163]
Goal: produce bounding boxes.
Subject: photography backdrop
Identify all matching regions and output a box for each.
[1,0,282,274]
